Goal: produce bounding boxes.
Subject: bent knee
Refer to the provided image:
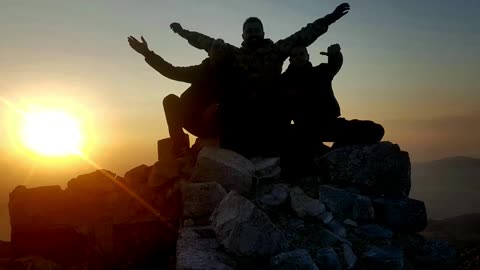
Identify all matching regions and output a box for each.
[163,94,180,107]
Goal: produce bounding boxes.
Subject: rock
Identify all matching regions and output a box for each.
[312,247,341,270]
[356,224,394,239]
[190,147,254,195]
[182,182,227,219]
[157,137,181,162]
[290,187,326,220]
[209,191,287,258]
[361,245,404,270]
[112,219,177,268]
[415,239,456,270]
[326,220,347,238]
[0,240,11,259]
[270,249,318,270]
[343,219,358,227]
[342,244,357,270]
[319,185,374,222]
[67,170,121,195]
[257,184,289,211]
[183,219,195,227]
[373,197,427,232]
[320,142,411,197]
[12,256,61,270]
[251,157,281,180]
[319,212,333,224]
[176,226,237,270]
[148,159,181,187]
[124,164,151,186]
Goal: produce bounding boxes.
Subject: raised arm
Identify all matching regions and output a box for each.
[275,3,350,57]
[319,44,343,78]
[170,23,216,53]
[128,35,202,83]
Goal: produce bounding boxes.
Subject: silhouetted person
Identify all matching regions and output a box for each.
[282,44,384,153]
[169,3,351,157]
[128,36,232,156]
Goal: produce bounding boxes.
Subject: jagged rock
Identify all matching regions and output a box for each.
[270,249,318,270]
[183,219,195,227]
[290,187,326,220]
[319,142,411,197]
[415,239,456,270]
[251,157,281,180]
[373,197,427,232]
[124,164,151,186]
[176,226,237,270]
[209,191,287,258]
[342,244,357,270]
[148,159,180,187]
[361,245,404,270]
[182,182,227,219]
[190,147,254,195]
[356,224,393,239]
[67,170,121,194]
[318,185,374,222]
[326,220,347,238]
[12,256,61,270]
[319,212,333,224]
[312,247,341,270]
[343,219,358,227]
[257,184,289,211]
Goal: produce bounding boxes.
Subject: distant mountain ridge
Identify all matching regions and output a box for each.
[414,156,480,169]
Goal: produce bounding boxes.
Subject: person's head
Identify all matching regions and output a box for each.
[208,39,228,65]
[289,46,310,67]
[242,17,265,46]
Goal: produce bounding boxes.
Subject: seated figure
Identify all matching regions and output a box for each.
[281,44,384,153]
[128,36,232,156]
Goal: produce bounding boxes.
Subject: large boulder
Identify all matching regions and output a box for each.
[182,182,227,219]
[290,187,326,220]
[361,246,404,270]
[112,219,178,269]
[312,247,341,270]
[148,159,181,188]
[124,164,151,186]
[270,249,318,270]
[318,185,374,222]
[251,157,281,180]
[257,184,289,211]
[319,142,411,197]
[373,197,427,233]
[176,227,236,270]
[190,147,255,195]
[209,191,287,259]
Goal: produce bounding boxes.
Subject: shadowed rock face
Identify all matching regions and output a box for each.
[9,165,182,269]
[319,142,411,197]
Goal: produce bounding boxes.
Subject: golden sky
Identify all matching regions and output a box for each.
[0,0,479,224]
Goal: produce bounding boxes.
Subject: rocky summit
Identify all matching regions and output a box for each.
[5,140,456,269]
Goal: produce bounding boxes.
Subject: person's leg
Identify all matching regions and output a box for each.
[163,94,189,156]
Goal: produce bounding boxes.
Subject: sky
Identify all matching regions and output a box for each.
[0,0,479,238]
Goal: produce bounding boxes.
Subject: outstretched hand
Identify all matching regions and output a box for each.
[170,22,184,34]
[128,36,150,56]
[320,44,341,56]
[331,3,350,20]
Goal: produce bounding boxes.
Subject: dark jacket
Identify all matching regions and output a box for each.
[174,14,340,101]
[281,51,343,122]
[143,50,225,112]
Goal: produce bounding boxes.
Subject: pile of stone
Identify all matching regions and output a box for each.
[177,142,456,270]
[7,139,185,269]
[6,140,457,270]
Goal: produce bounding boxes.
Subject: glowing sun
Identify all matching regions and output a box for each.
[21,110,83,156]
